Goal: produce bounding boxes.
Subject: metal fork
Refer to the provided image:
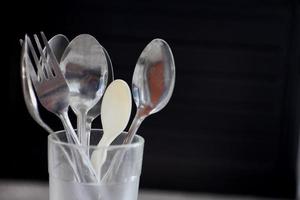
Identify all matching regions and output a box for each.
[20,39,53,134]
[20,38,81,182]
[25,34,77,143]
[25,33,99,182]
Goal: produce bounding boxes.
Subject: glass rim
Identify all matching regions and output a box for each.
[48,129,144,150]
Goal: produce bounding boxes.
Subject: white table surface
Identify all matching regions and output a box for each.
[0,180,286,200]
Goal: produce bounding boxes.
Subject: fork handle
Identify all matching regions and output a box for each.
[59,112,80,144]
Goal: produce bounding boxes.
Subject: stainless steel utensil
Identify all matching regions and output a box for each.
[20,34,70,132]
[20,39,53,133]
[124,38,176,143]
[26,34,78,144]
[45,34,69,62]
[20,34,69,133]
[60,34,108,148]
[20,35,81,181]
[86,48,114,145]
[103,39,175,181]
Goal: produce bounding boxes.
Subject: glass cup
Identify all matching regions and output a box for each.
[48,129,144,200]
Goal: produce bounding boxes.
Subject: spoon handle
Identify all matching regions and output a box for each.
[85,117,93,147]
[124,111,145,144]
[78,111,88,148]
[59,111,80,144]
[39,121,53,134]
[102,112,144,182]
[91,137,110,178]
[59,111,99,183]
[36,117,53,133]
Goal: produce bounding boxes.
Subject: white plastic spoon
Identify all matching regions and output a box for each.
[91,79,132,178]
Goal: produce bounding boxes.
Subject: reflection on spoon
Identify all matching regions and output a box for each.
[124,38,176,143]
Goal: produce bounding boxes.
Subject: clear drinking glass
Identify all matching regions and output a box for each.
[48,129,144,200]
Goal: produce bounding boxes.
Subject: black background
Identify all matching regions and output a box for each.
[4,0,300,198]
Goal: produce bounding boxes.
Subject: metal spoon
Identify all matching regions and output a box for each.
[124,38,176,144]
[60,34,108,148]
[86,48,114,144]
[44,34,69,65]
[102,39,175,182]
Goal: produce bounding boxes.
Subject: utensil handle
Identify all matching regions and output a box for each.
[78,111,90,151]
[59,112,80,144]
[86,117,93,147]
[91,142,108,178]
[59,111,99,183]
[102,112,144,182]
[124,111,144,144]
[51,134,81,182]
[37,121,81,182]
[40,122,53,135]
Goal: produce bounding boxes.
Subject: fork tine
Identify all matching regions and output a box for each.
[24,35,38,86]
[27,35,46,81]
[40,32,62,76]
[34,34,54,79]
